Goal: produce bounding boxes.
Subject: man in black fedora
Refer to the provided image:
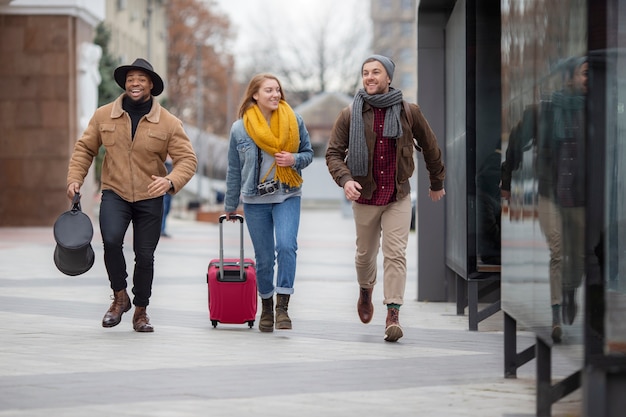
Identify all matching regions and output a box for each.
[66,58,197,332]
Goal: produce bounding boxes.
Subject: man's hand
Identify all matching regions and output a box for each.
[149,175,172,197]
[67,183,80,200]
[429,188,446,202]
[343,180,362,201]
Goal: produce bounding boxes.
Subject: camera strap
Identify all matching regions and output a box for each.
[260,163,276,183]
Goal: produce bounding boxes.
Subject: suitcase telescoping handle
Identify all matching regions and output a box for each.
[218,214,245,281]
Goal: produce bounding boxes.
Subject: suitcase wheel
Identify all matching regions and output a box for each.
[211,320,218,328]
[248,320,254,328]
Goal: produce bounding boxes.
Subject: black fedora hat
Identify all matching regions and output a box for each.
[53,194,95,276]
[114,58,164,96]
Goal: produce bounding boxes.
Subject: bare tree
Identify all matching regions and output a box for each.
[235,0,371,99]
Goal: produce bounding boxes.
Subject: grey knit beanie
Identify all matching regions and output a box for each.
[363,54,395,82]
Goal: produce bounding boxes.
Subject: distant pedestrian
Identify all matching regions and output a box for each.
[66,58,197,332]
[224,73,313,332]
[161,156,174,237]
[326,55,446,342]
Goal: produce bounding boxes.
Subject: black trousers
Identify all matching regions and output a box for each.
[99,190,163,307]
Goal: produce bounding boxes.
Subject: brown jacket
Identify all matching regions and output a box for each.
[68,94,197,202]
[326,101,445,200]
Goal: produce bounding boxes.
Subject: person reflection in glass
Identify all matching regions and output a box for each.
[502,101,565,342]
[477,137,502,266]
[502,57,587,343]
[552,57,587,328]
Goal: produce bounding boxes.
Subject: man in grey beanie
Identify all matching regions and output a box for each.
[326,54,446,342]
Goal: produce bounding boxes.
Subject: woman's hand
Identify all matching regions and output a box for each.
[274,151,295,167]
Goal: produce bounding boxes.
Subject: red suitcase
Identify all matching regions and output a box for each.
[207,214,257,328]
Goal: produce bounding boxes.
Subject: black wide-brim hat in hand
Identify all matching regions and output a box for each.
[114,58,164,96]
[53,194,95,276]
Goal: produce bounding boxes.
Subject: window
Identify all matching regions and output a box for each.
[380,23,393,38]
[401,0,414,11]
[380,0,393,10]
[400,72,414,90]
[401,22,414,38]
[400,48,414,65]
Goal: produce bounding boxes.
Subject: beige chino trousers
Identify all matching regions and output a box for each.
[537,194,562,306]
[352,195,412,305]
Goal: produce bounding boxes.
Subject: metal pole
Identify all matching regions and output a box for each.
[146,0,152,61]
[196,43,204,204]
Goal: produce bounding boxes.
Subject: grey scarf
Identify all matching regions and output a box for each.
[348,87,404,176]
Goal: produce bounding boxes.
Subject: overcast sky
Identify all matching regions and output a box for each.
[212,0,371,78]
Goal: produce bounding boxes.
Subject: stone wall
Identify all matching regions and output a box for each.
[0,14,95,226]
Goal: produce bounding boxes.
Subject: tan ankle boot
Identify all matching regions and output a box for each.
[133,306,154,332]
[102,289,131,328]
[259,297,274,332]
[275,294,292,330]
[384,307,403,342]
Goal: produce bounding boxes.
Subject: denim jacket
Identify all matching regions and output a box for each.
[224,112,313,213]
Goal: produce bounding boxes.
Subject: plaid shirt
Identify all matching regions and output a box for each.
[357,107,397,206]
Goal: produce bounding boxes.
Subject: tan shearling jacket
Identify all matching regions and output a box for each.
[326,101,445,201]
[68,94,197,202]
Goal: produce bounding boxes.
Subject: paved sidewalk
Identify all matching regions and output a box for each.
[0,208,581,417]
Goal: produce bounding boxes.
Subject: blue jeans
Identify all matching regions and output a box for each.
[99,190,163,307]
[161,192,171,234]
[243,196,301,299]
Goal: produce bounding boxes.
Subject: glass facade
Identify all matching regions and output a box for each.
[501,0,626,359]
[600,2,626,356]
[422,0,626,411]
[500,0,587,351]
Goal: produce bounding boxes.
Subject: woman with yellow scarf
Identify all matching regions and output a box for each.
[224,74,313,333]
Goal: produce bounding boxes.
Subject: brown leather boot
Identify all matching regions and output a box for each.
[384,307,403,342]
[275,294,292,330]
[132,306,154,332]
[102,289,131,328]
[259,297,274,333]
[357,287,374,323]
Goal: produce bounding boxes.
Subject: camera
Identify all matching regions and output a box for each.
[257,179,278,196]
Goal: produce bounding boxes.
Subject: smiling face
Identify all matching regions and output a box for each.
[253,78,282,120]
[362,60,391,95]
[125,69,153,103]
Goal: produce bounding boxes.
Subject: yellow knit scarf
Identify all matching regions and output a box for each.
[243,100,303,187]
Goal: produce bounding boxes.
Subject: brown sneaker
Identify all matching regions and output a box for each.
[102,289,131,328]
[357,287,374,323]
[132,306,154,332]
[384,307,403,342]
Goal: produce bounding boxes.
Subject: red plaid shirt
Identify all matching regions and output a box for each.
[357,107,397,206]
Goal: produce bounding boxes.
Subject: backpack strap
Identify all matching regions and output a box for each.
[403,100,413,127]
[403,100,422,153]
